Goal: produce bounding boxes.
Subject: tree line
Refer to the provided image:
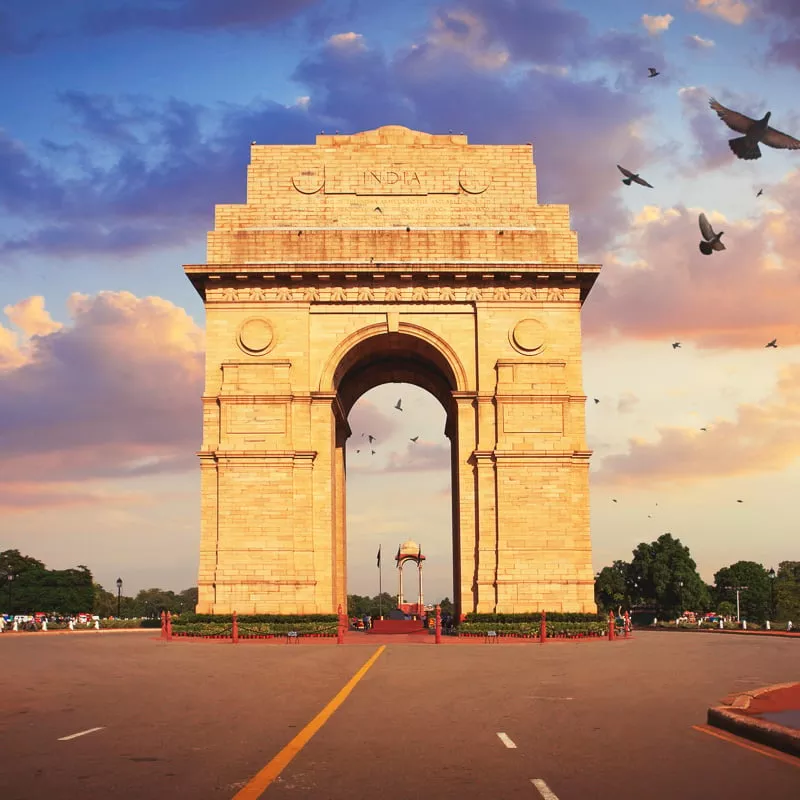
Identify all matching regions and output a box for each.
[594,533,799,623]
[1,549,197,617]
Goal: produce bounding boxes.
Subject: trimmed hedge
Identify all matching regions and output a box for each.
[459,620,607,637]
[176,613,338,624]
[463,612,604,623]
[172,620,338,637]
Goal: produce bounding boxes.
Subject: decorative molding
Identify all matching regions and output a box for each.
[205,284,578,303]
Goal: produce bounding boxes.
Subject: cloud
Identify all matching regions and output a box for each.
[677,85,737,172]
[81,0,321,34]
[593,363,800,487]
[690,0,750,25]
[617,392,641,413]
[3,295,62,337]
[0,291,203,512]
[685,34,716,48]
[583,170,800,348]
[383,442,451,473]
[347,398,401,445]
[0,1,660,262]
[642,14,674,35]
[758,0,800,70]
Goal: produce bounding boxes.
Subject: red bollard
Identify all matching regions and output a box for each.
[160,610,167,640]
[435,604,442,644]
[624,611,631,639]
[540,610,547,644]
[232,610,239,644]
[608,610,615,641]
[166,611,173,641]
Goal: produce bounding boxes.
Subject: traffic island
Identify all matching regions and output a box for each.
[707,682,800,758]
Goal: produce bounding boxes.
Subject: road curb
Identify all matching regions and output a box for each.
[707,682,800,759]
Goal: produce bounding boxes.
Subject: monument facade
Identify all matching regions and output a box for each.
[184,125,600,617]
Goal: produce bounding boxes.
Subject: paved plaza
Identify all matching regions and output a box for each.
[0,631,797,799]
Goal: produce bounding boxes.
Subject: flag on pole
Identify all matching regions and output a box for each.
[376,545,381,568]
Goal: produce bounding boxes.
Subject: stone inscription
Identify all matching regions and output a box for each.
[206,285,578,303]
[322,163,462,195]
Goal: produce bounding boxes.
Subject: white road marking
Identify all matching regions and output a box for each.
[527,696,574,701]
[531,778,560,799]
[496,732,517,749]
[58,727,104,741]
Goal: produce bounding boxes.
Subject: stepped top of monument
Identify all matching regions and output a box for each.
[313,125,472,147]
[185,124,601,291]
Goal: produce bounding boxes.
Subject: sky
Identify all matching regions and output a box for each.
[2,0,799,603]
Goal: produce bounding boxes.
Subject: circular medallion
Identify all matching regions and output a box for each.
[237,317,274,355]
[459,167,491,194]
[510,318,546,355]
[291,164,325,194]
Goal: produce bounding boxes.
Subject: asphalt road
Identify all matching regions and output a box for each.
[0,631,797,799]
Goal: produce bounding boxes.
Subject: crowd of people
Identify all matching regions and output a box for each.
[0,614,100,632]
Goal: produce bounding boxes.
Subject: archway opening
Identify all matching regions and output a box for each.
[331,332,461,620]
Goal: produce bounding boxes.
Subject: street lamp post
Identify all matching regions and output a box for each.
[6,574,13,612]
[768,568,776,620]
[116,577,123,618]
[734,585,748,622]
[679,580,684,615]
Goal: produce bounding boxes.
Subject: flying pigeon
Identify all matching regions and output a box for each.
[617,164,654,188]
[410,436,419,443]
[371,450,376,455]
[698,213,726,255]
[395,399,403,411]
[647,67,660,78]
[593,398,600,404]
[368,435,376,443]
[612,499,618,503]
[765,339,778,348]
[709,97,800,160]
[736,499,743,503]
[355,449,361,454]
[700,427,707,431]
[756,189,763,197]
[672,342,681,349]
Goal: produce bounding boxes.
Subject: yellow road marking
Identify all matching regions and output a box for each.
[232,645,386,799]
[691,724,800,769]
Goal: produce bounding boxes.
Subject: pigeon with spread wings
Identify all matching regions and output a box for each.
[617,164,654,188]
[698,213,726,255]
[709,97,800,160]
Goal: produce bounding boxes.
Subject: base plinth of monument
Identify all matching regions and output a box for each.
[370,619,426,635]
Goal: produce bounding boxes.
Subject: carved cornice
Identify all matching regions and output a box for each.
[204,284,578,303]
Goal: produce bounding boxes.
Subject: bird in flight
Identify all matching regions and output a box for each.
[368,435,376,443]
[736,499,743,503]
[709,97,800,160]
[700,427,708,431]
[395,399,403,411]
[756,189,764,197]
[356,449,361,454]
[593,398,600,404]
[410,436,419,443]
[617,165,654,188]
[371,449,376,456]
[698,213,726,255]
[647,67,660,78]
[672,342,681,349]
[612,499,618,503]
[765,339,778,348]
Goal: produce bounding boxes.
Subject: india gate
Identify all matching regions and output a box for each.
[184,125,600,617]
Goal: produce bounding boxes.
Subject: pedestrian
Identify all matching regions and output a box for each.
[68,618,75,631]
[766,620,771,631]
[361,613,370,631]
[719,618,724,629]
[0,617,4,633]
[788,621,793,632]
[42,618,48,632]
[742,619,747,630]
[13,618,19,632]
[94,618,100,631]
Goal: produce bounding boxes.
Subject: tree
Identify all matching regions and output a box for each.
[594,561,630,612]
[1,550,92,614]
[438,597,454,616]
[714,561,770,623]
[628,534,709,617]
[178,587,199,613]
[774,561,800,622]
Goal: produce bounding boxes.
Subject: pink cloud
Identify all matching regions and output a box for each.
[383,442,451,473]
[0,291,203,509]
[583,169,800,348]
[593,363,800,487]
